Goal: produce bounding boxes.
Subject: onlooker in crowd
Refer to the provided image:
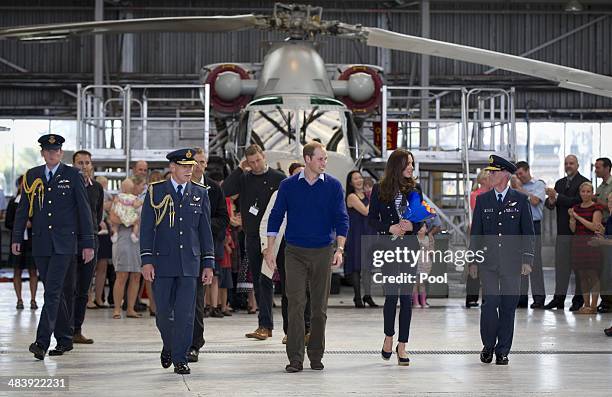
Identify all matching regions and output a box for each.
[149,170,163,184]
[88,175,113,308]
[512,161,546,309]
[111,176,145,319]
[569,182,604,314]
[466,169,491,308]
[260,162,312,345]
[5,175,38,310]
[345,170,377,308]
[470,169,491,210]
[544,155,589,311]
[132,160,149,199]
[224,144,286,341]
[110,178,142,243]
[265,141,349,372]
[594,157,612,313]
[363,176,374,200]
[68,150,104,345]
[188,148,229,363]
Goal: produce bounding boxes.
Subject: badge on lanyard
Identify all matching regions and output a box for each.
[249,203,259,216]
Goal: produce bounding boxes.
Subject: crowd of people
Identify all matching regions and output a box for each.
[3,133,611,371]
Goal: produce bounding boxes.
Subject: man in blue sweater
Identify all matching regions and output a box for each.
[265,141,349,373]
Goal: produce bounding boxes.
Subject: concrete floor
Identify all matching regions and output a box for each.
[0,283,611,397]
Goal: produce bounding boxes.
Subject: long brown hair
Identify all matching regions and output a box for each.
[379,149,416,203]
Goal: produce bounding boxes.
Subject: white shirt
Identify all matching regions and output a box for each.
[45,163,60,181]
[494,185,510,203]
[170,178,187,196]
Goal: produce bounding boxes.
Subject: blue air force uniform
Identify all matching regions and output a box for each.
[140,148,215,370]
[470,155,535,364]
[12,134,94,358]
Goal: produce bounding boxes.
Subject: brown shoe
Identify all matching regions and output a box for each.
[304,332,310,347]
[245,327,272,340]
[73,333,94,344]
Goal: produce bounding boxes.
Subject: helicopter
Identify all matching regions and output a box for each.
[2,3,612,181]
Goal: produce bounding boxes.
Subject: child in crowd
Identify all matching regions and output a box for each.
[110,178,143,243]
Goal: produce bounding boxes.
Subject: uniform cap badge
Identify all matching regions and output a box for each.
[49,135,56,144]
[186,150,192,159]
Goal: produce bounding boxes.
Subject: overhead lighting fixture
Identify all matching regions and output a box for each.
[564,0,583,12]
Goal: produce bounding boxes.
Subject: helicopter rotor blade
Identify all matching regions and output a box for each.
[0,15,266,41]
[360,27,612,98]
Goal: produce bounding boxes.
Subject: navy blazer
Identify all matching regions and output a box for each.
[368,183,423,236]
[140,179,215,277]
[470,187,535,272]
[12,163,94,256]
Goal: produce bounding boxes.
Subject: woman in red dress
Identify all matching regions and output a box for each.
[569,181,604,314]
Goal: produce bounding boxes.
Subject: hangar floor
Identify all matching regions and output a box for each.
[0,282,611,397]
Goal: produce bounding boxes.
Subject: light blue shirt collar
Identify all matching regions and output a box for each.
[45,163,60,180]
[493,185,510,202]
[170,177,187,193]
[298,170,325,183]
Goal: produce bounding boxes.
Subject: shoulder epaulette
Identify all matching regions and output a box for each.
[191,181,210,190]
[150,180,165,186]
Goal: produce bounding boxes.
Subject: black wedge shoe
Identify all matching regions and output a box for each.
[395,346,410,366]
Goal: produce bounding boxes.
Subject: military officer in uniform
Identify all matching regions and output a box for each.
[140,148,215,375]
[11,134,95,360]
[469,155,535,365]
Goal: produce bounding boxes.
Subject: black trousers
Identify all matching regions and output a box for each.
[191,266,206,351]
[33,254,74,350]
[553,236,583,305]
[480,265,521,356]
[246,234,274,329]
[519,221,545,305]
[73,240,98,334]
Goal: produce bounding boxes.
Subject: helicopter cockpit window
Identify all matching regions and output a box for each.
[250,106,347,155]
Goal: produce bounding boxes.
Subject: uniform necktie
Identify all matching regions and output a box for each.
[497,193,503,207]
[176,185,183,201]
[48,170,53,182]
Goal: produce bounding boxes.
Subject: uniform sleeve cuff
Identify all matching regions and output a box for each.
[267,232,278,237]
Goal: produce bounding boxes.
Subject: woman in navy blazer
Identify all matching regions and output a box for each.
[368,149,422,366]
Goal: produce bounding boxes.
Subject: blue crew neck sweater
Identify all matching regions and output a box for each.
[267,172,349,248]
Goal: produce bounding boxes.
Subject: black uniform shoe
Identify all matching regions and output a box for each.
[517,301,528,308]
[353,297,365,308]
[187,349,199,363]
[480,347,493,364]
[310,361,324,370]
[160,351,172,369]
[49,345,73,356]
[530,302,545,309]
[495,354,509,365]
[543,299,564,310]
[569,302,583,312]
[597,304,610,314]
[466,301,479,308]
[29,342,46,360]
[285,361,303,373]
[174,363,190,375]
[604,326,612,337]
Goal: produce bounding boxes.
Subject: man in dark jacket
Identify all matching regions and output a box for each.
[188,147,229,363]
[543,155,589,311]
